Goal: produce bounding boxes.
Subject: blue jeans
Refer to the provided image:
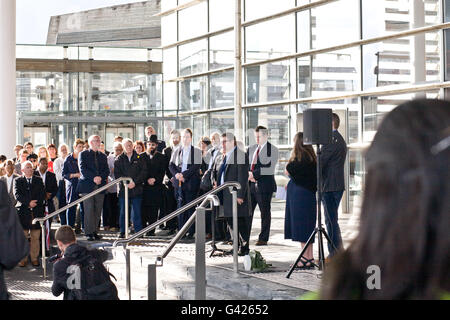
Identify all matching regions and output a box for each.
[322,191,344,258]
[119,197,143,234]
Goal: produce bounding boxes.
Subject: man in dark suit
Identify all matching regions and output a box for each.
[169,128,202,238]
[247,126,279,246]
[77,135,110,241]
[35,157,58,215]
[321,113,347,258]
[114,138,147,239]
[145,126,166,153]
[212,132,251,256]
[161,130,181,234]
[142,135,169,236]
[14,161,46,267]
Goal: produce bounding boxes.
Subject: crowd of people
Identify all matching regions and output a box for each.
[1,99,448,300]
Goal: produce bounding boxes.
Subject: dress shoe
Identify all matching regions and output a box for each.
[110,227,119,232]
[205,233,212,240]
[18,261,27,267]
[237,248,249,256]
[119,233,125,239]
[93,232,102,240]
[31,260,40,267]
[255,240,268,246]
[86,234,95,241]
[146,231,155,237]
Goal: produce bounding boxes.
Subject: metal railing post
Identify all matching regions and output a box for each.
[124,181,129,238]
[40,222,47,278]
[148,264,157,300]
[231,189,239,275]
[195,207,206,300]
[125,247,131,300]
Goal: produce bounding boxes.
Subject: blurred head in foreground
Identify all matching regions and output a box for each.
[320,99,450,300]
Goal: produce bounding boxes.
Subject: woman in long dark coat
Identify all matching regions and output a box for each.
[284,132,317,269]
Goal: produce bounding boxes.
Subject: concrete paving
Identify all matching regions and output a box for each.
[3,199,361,300]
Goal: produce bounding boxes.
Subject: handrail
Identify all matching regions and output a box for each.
[34,176,133,278]
[32,177,133,225]
[113,181,241,247]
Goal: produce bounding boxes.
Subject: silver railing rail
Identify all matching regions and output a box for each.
[112,181,241,300]
[32,176,134,278]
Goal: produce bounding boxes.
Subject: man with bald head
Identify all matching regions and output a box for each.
[77,135,110,241]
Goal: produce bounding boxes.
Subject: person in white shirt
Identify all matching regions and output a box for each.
[0,159,20,206]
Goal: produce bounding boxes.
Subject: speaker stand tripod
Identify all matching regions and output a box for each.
[286,144,337,278]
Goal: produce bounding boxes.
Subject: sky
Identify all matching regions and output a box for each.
[16,0,144,44]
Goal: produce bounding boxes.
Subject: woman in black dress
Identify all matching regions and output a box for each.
[284,132,317,269]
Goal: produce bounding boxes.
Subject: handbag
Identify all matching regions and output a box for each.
[199,168,213,192]
[0,185,29,270]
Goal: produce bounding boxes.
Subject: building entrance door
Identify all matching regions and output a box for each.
[105,126,134,152]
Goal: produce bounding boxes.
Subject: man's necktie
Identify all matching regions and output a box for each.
[218,154,227,185]
[251,146,260,172]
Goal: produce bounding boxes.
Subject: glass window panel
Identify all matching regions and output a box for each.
[179,39,208,76]
[16,72,65,112]
[164,82,178,111]
[363,31,441,90]
[162,13,178,46]
[209,0,234,31]
[311,0,359,49]
[298,57,312,98]
[312,47,361,96]
[297,10,311,53]
[210,71,234,109]
[92,48,148,62]
[178,2,208,41]
[193,115,208,144]
[179,76,207,111]
[362,0,440,39]
[245,0,296,21]
[210,32,234,69]
[164,47,178,79]
[362,90,440,143]
[79,73,154,111]
[210,111,234,133]
[246,106,290,146]
[246,60,291,104]
[245,15,296,63]
[16,45,64,60]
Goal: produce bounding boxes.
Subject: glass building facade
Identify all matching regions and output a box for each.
[160,0,448,213]
[16,0,450,214]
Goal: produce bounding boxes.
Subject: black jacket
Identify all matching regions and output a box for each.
[246,142,279,194]
[168,146,202,193]
[14,176,46,230]
[321,130,347,192]
[286,157,317,193]
[34,170,58,213]
[142,151,168,206]
[114,151,147,198]
[212,148,250,218]
[51,243,108,300]
[77,149,110,194]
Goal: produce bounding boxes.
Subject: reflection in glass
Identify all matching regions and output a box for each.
[210,111,234,134]
[164,47,178,79]
[312,47,360,96]
[16,72,65,112]
[179,76,207,111]
[162,13,178,46]
[210,32,234,69]
[363,32,440,89]
[246,60,291,104]
[246,106,290,146]
[245,15,295,63]
[210,71,234,109]
[179,40,208,76]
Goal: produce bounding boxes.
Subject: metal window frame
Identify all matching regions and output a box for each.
[155,0,207,17]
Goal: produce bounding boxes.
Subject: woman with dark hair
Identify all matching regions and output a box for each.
[319,99,450,299]
[284,132,317,269]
